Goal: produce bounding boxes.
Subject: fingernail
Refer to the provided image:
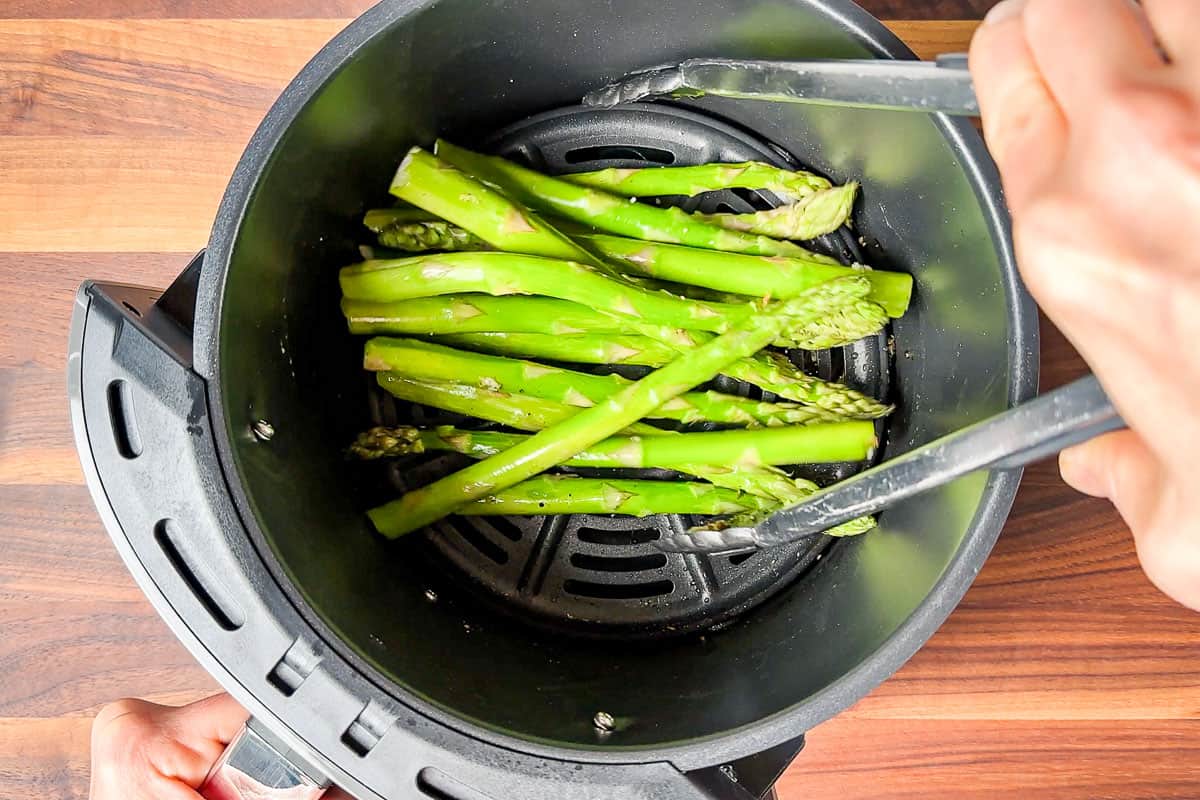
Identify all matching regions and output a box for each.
[983,0,1027,26]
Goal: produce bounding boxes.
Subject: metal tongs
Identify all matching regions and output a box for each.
[656,376,1125,555]
[583,57,1124,554]
[583,53,978,115]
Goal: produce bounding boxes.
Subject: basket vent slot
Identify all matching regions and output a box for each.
[570,553,667,572]
[564,579,674,599]
[154,519,244,631]
[564,144,675,165]
[107,379,143,459]
[417,768,497,800]
[575,526,659,546]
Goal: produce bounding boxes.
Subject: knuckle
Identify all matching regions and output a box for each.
[1103,83,1200,167]
[1021,0,1081,52]
[92,698,157,750]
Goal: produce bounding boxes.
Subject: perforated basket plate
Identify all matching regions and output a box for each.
[369,104,890,638]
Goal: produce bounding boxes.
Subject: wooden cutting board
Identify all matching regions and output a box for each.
[0,2,1197,798]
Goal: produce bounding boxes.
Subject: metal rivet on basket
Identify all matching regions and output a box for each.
[720,765,738,783]
[251,420,275,441]
[592,711,615,732]
[423,589,438,603]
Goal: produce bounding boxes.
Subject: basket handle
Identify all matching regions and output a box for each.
[199,723,329,800]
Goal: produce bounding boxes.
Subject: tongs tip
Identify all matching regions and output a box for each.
[582,64,687,108]
[654,524,762,555]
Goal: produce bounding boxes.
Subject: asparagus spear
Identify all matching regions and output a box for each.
[339,251,756,333]
[363,207,440,232]
[342,295,658,337]
[365,337,847,427]
[436,331,680,365]
[374,374,660,435]
[468,476,876,533]
[433,331,889,417]
[696,182,859,241]
[345,289,889,355]
[378,220,490,252]
[458,475,775,516]
[342,250,889,357]
[434,139,839,260]
[436,323,886,373]
[640,329,891,418]
[389,147,606,267]
[352,422,876,467]
[367,275,870,537]
[346,296,888,416]
[576,232,911,318]
[561,162,832,202]
[357,220,912,318]
[781,302,890,350]
[369,383,822,502]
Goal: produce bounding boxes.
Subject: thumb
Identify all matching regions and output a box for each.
[1059,429,1163,532]
[1059,430,1200,610]
[165,694,250,769]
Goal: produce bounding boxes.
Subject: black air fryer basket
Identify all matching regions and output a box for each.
[69,1,1038,798]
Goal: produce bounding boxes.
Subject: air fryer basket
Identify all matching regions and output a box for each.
[380,103,891,638]
[69,1,1038,798]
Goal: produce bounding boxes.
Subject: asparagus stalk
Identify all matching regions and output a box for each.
[358,221,912,318]
[344,290,889,355]
[342,252,888,355]
[388,147,606,268]
[728,350,891,418]
[374,374,660,435]
[367,275,870,537]
[561,161,832,202]
[696,183,859,241]
[368,385,821,502]
[434,139,839,260]
[339,251,756,333]
[436,331,681,365]
[365,337,848,427]
[346,295,888,416]
[644,329,892,418]
[433,331,890,418]
[576,232,912,318]
[468,475,876,534]
[781,302,891,350]
[342,295,661,337]
[352,422,876,467]
[459,475,775,516]
[378,220,491,252]
[363,207,439,232]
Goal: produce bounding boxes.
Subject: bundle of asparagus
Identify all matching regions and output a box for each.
[340,143,913,539]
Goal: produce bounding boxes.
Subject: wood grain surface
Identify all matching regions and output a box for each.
[0,5,1197,800]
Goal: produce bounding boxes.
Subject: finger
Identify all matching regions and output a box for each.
[167,694,249,749]
[1140,0,1198,66]
[1023,0,1165,118]
[969,3,1068,209]
[152,741,226,789]
[1059,428,1163,531]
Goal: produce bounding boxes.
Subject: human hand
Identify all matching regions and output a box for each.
[970,0,1200,610]
[90,694,353,800]
[90,694,248,800]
